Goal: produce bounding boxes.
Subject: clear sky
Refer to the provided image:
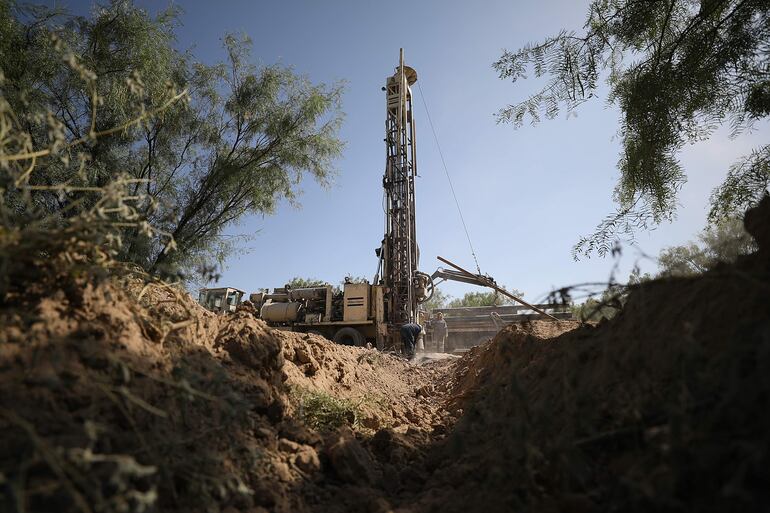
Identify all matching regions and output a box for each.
[67,0,769,303]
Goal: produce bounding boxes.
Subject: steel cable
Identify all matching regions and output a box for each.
[416,80,482,274]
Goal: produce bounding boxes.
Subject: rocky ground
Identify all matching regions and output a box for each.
[1,197,769,513]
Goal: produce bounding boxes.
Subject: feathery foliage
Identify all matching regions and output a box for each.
[422,288,451,311]
[494,0,770,258]
[657,216,755,276]
[446,289,522,308]
[0,3,186,301]
[0,1,344,277]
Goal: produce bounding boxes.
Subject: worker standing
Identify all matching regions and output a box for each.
[432,312,448,353]
[400,322,423,360]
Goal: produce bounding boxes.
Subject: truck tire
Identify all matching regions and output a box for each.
[333,327,365,347]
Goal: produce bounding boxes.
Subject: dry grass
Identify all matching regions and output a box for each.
[0,53,196,512]
[290,386,361,432]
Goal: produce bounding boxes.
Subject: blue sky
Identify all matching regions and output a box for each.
[68,0,770,303]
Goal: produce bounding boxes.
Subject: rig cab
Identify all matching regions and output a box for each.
[198,287,245,314]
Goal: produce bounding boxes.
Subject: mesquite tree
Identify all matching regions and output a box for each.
[0,1,344,275]
[494,0,769,258]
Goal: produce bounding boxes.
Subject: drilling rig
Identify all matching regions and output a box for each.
[374,49,433,345]
[198,50,563,349]
[200,51,432,350]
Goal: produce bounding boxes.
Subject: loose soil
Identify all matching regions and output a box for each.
[1,197,769,513]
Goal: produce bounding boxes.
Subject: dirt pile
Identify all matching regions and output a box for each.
[444,320,581,409]
[408,198,770,513]
[2,199,768,513]
[281,332,452,433]
[0,270,452,513]
[0,280,285,512]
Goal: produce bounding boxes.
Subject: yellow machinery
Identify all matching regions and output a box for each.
[235,50,432,349]
[197,52,560,349]
[247,280,390,347]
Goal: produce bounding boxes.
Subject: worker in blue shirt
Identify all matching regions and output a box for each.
[400,322,422,360]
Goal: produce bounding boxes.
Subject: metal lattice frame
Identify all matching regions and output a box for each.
[383,50,419,340]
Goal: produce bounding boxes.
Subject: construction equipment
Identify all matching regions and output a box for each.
[255,51,430,349]
[375,48,433,343]
[200,50,430,350]
[199,50,566,350]
[245,281,379,346]
[197,287,245,314]
[432,256,559,321]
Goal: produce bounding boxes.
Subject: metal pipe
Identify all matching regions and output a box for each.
[436,256,561,321]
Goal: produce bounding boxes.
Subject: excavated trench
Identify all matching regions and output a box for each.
[1,198,770,513]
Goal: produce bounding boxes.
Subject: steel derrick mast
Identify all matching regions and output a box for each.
[382,49,420,341]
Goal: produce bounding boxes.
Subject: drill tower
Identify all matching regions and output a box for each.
[382,50,420,334]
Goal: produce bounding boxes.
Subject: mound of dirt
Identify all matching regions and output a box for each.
[0,263,460,513]
[408,198,770,513]
[281,332,452,433]
[3,199,768,513]
[445,320,581,410]
[0,280,285,512]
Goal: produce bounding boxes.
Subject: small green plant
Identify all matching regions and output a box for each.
[291,387,361,432]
